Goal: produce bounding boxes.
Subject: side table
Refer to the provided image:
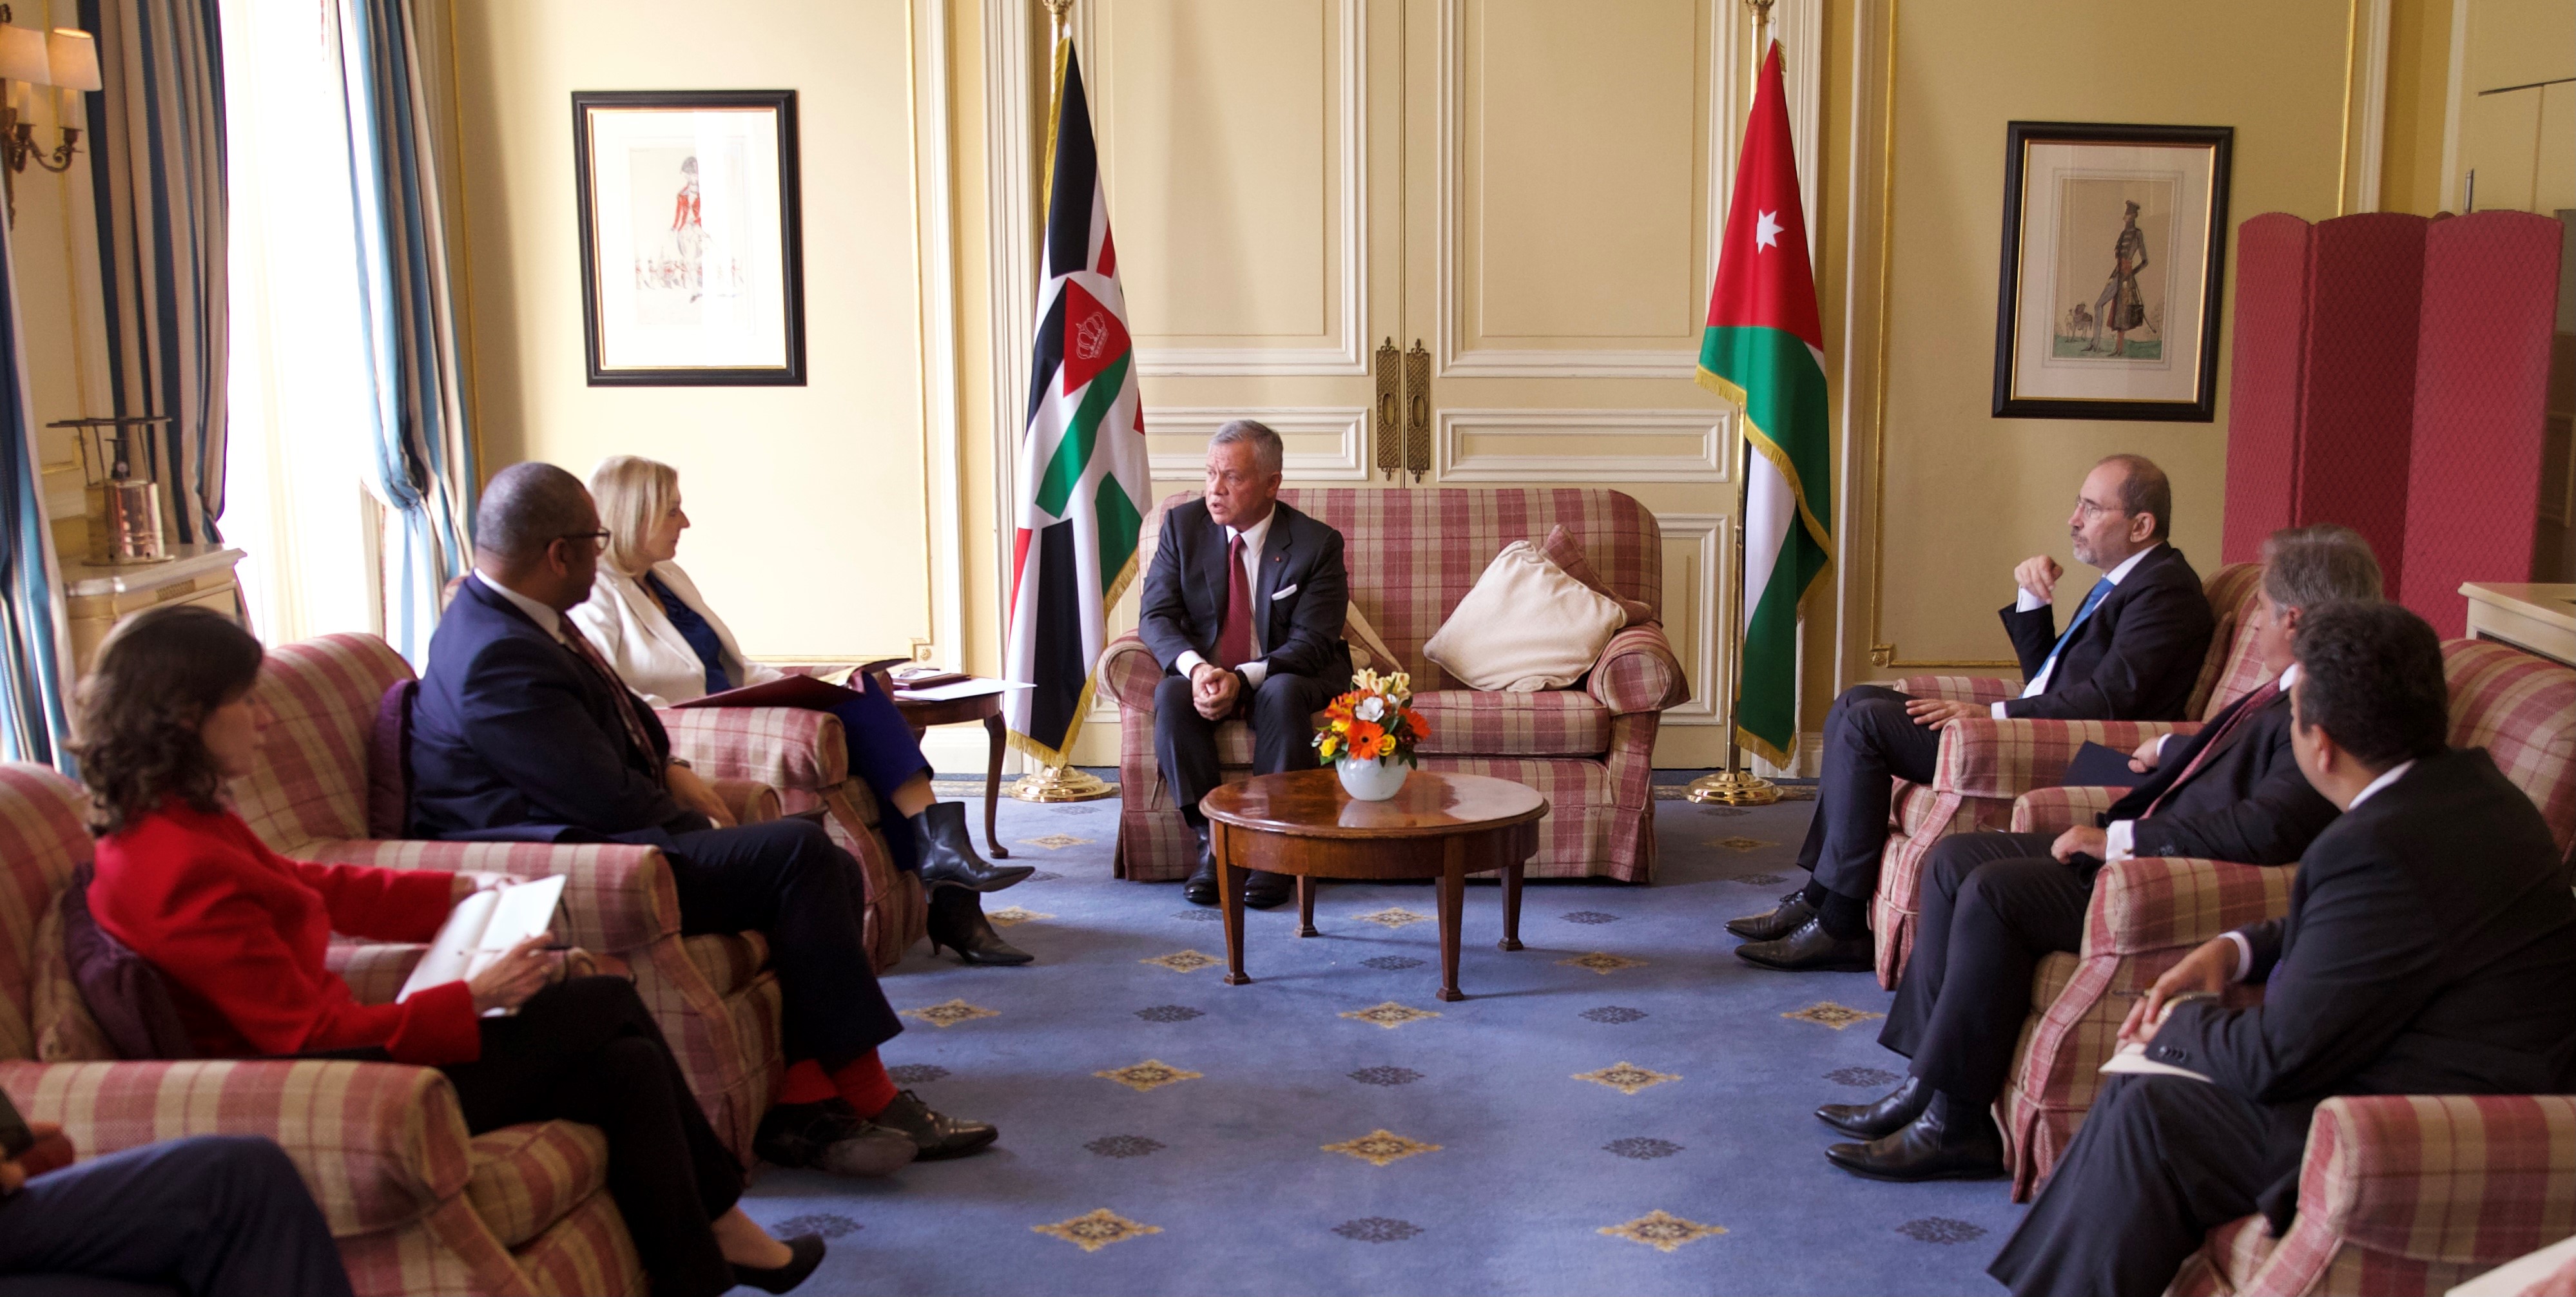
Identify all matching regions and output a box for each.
[889,684,1012,860]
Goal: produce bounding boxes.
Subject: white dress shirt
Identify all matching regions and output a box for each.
[1995,543,2166,717]
[2222,755,2415,981]
[475,572,568,643]
[2104,664,2300,863]
[1176,508,1277,689]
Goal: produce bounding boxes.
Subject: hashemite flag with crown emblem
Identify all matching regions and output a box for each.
[1701,39,1834,768]
[1004,40,1151,767]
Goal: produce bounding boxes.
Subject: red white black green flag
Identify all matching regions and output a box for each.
[1701,40,1835,768]
[1003,41,1150,766]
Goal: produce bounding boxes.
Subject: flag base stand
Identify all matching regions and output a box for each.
[1686,768,1783,806]
[1011,763,1115,803]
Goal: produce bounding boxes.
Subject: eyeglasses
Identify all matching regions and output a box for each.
[557,530,611,553]
[2073,498,2127,523]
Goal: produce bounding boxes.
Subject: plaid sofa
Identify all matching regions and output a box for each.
[228,633,786,1160]
[2165,1096,2576,1296]
[1101,488,1690,883]
[0,762,646,1296]
[1997,639,2576,1207]
[1873,562,2269,988]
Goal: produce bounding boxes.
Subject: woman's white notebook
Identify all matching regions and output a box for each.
[396,875,568,1015]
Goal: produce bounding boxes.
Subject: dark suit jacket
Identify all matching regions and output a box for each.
[408,575,692,841]
[2149,747,2576,1224]
[1997,544,2215,722]
[1138,499,1351,685]
[2100,684,2338,866]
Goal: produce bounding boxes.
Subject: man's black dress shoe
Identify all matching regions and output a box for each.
[1735,916,1874,971]
[1241,870,1292,910]
[870,1089,1000,1160]
[1726,890,1814,941]
[926,886,1034,965]
[1817,1075,1931,1138]
[753,1100,918,1177]
[1825,1102,2006,1182]
[1183,823,1219,906]
[732,1235,827,1293]
[911,801,1034,892]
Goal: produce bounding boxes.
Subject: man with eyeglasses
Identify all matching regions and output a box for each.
[1731,454,2215,972]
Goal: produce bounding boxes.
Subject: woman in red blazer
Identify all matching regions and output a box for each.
[77,606,822,1297]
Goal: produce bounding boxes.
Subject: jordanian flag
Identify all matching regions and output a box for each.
[1004,41,1151,766]
[1700,41,1834,768]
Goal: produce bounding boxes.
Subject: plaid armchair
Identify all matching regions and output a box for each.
[1870,561,2270,987]
[1101,488,1690,883]
[1997,639,2576,1203]
[1,762,647,1296]
[2165,1096,2576,1296]
[228,633,785,1160]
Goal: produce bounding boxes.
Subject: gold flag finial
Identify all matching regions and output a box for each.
[1042,0,1072,37]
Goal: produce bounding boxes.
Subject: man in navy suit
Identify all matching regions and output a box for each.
[1733,454,2217,972]
[1137,421,1353,908]
[410,463,996,1178]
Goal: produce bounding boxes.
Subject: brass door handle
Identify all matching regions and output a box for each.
[1403,340,1431,483]
[1373,338,1401,481]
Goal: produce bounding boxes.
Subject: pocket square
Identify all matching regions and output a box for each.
[1273,583,1298,599]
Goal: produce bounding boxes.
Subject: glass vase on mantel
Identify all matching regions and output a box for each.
[1313,669,1429,803]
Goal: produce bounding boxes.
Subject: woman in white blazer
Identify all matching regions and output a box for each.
[573,456,1032,965]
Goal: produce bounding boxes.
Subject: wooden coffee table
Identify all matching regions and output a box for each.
[1199,769,1548,1001]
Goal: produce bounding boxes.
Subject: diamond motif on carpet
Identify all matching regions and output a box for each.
[1782,1001,1884,1030]
[1353,907,1431,929]
[1339,1001,1442,1030]
[1031,1208,1161,1253]
[1735,872,1788,886]
[1561,910,1621,925]
[1141,950,1220,973]
[1574,1062,1680,1095]
[985,907,1052,927]
[1172,909,1221,922]
[1021,834,1093,850]
[1332,1218,1423,1243]
[774,1213,863,1238]
[1094,1060,1204,1093]
[1597,1210,1726,1253]
[886,1064,950,1084]
[901,999,1000,1028]
[1083,1135,1165,1158]
[1134,1005,1205,1023]
[1321,1129,1442,1167]
[1560,951,1647,974]
[1348,1066,1425,1086]
[1604,1137,1683,1160]
[1709,836,1777,852]
[1826,1066,1901,1087]
[1581,1006,1648,1024]
[1897,1217,1989,1244]
[1361,956,1425,970]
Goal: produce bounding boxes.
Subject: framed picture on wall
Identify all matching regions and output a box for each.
[1992,122,2233,421]
[573,90,806,386]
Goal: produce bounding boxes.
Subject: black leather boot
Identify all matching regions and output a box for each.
[1816,1075,1932,1138]
[1825,1093,2006,1182]
[1183,822,1219,906]
[910,801,1033,892]
[925,885,1034,965]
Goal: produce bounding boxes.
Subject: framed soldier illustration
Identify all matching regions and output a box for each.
[572,90,807,386]
[1991,122,2233,421]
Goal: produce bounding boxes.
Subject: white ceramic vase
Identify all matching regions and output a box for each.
[1336,755,1410,801]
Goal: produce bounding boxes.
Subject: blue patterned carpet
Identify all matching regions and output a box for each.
[735,788,2026,1296]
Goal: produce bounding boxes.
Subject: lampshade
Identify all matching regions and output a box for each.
[46,28,99,93]
[0,25,48,85]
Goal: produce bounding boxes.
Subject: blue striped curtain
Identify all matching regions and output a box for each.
[338,0,475,663]
[0,218,75,769]
[81,0,228,546]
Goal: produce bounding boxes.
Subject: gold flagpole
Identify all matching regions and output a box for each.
[1687,0,1784,808]
[1012,0,1115,803]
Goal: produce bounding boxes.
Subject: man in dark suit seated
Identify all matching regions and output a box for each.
[409,463,998,1179]
[1819,524,2379,1181]
[1988,601,2576,1297]
[1138,420,1352,908]
[1734,454,2217,972]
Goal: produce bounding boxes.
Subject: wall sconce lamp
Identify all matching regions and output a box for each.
[0,4,100,224]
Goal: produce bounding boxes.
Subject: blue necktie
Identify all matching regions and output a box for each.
[2035,578,2113,689]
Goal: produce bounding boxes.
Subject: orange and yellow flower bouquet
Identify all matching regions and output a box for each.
[1313,668,1429,767]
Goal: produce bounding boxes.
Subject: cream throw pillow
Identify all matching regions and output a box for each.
[1424,542,1629,692]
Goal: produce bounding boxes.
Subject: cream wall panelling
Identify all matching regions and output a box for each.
[1651,512,1725,735]
[1433,409,1734,484]
[1144,408,1370,483]
[2349,0,2393,211]
[911,0,989,778]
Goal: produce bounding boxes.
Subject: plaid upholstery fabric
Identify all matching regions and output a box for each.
[514,1193,645,1297]
[711,778,782,825]
[2188,563,2270,719]
[2177,1096,2576,1297]
[1892,674,2020,706]
[335,1196,529,1297]
[2443,640,2576,854]
[684,932,770,998]
[466,1120,610,1249]
[1110,489,1681,884]
[304,840,679,956]
[2011,784,2122,834]
[0,765,93,1061]
[328,941,428,1008]
[30,901,114,1063]
[233,635,414,852]
[2167,1214,2279,1296]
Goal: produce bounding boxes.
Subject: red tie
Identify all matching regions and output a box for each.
[1215,533,1255,668]
[2144,678,2278,818]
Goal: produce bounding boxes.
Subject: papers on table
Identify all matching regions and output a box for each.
[895,678,1034,703]
[2099,1039,2211,1083]
[398,875,568,1016]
